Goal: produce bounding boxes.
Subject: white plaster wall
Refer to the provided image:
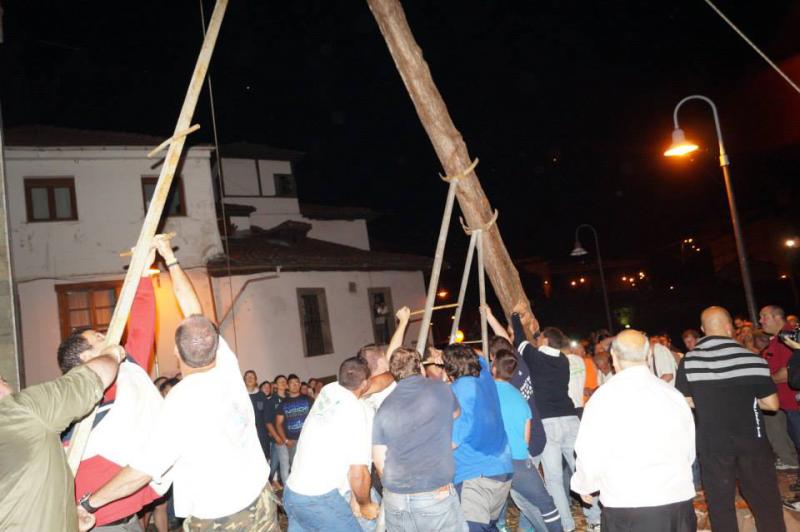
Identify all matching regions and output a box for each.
[221,158,292,198]
[5,147,224,280]
[18,269,217,386]
[307,220,370,250]
[211,270,427,382]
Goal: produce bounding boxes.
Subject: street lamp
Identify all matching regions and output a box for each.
[664,94,758,324]
[571,224,613,332]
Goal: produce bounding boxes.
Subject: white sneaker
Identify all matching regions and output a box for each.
[776,459,799,470]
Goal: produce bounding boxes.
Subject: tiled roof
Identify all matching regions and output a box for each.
[5,125,167,147]
[207,222,431,276]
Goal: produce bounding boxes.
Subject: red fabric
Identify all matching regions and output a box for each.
[765,328,798,411]
[100,278,155,404]
[74,456,159,526]
[73,278,159,525]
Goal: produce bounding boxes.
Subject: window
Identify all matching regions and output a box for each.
[55,281,121,340]
[24,177,77,222]
[274,174,297,197]
[141,176,186,216]
[368,288,395,344]
[296,288,333,357]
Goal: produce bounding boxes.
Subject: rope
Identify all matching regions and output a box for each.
[440,158,479,183]
[703,0,800,96]
[460,209,498,235]
[199,0,239,351]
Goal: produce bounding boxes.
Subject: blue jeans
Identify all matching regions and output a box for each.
[341,488,381,532]
[383,485,468,532]
[540,416,579,531]
[270,443,295,484]
[284,486,361,532]
[511,458,562,531]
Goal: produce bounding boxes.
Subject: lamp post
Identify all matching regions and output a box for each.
[664,95,758,325]
[571,224,613,332]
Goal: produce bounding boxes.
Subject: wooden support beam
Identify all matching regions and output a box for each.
[66,0,230,474]
[366,0,538,332]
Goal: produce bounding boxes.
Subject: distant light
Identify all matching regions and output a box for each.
[622,276,628,281]
[638,271,645,278]
[579,277,586,284]
[544,280,549,285]
[624,324,632,329]
[695,247,701,252]
[781,274,789,280]
[664,128,699,157]
[437,289,449,299]
[570,340,578,348]
[454,330,465,343]
[787,239,798,248]
[450,315,455,320]
[570,280,577,287]
[669,285,675,290]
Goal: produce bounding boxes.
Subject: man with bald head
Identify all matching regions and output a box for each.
[572,330,696,531]
[676,306,784,532]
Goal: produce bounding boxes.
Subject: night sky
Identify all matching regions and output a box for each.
[2,0,799,264]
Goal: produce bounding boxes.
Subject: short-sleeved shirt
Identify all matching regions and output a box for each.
[264,394,282,437]
[495,380,532,460]
[287,383,371,496]
[764,331,798,411]
[451,357,513,484]
[566,354,587,408]
[676,335,776,455]
[130,338,268,520]
[277,395,313,440]
[0,365,104,531]
[248,390,271,459]
[373,375,458,493]
[650,344,678,386]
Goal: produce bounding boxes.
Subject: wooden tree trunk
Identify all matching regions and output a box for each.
[366,0,537,330]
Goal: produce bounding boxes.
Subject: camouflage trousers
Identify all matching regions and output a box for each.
[183,484,280,532]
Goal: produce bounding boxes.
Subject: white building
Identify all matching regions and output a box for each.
[5,126,429,386]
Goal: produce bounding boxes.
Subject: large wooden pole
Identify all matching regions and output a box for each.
[366,0,537,330]
[66,0,229,474]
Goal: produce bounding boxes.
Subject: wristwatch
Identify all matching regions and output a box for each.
[79,493,99,514]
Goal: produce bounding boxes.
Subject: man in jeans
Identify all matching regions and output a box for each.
[275,374,313,480]
[373,347,466,531]
[513,304,582,532]
[283,357,378,531]
[493,351,562,531]
[444,344,513,531]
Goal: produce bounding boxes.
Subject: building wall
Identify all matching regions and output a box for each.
[18,269,217,386]
[210,270,427,382]
[4,146,225,385]
[4,147,224,281]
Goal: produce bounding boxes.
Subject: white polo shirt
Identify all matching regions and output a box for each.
[286,382,371,496]
[131,338,268,519]
[571,365,695,507]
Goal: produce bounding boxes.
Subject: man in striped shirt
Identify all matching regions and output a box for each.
[676,306,784,532]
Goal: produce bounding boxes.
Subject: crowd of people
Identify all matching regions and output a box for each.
[1,231,800,532]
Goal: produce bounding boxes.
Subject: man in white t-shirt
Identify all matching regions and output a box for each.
[283,357,379,530]
[76,252,277,531]
[650,340,677,386]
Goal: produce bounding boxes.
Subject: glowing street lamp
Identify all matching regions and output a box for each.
[664,128,699,157]
[786,238,798,249]
[664,94,758,324]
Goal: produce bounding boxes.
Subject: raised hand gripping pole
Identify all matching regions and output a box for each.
[65,0,229,475]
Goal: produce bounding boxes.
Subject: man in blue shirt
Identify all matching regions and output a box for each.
[373,347,466,531]
[444,344,513,531]
[493,351,562,532]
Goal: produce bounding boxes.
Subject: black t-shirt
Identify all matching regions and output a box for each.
[248,390,270,458]
[675,336,776,455]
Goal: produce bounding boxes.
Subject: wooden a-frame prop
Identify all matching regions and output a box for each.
[367,0,538,334]
[65,0,230,475]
